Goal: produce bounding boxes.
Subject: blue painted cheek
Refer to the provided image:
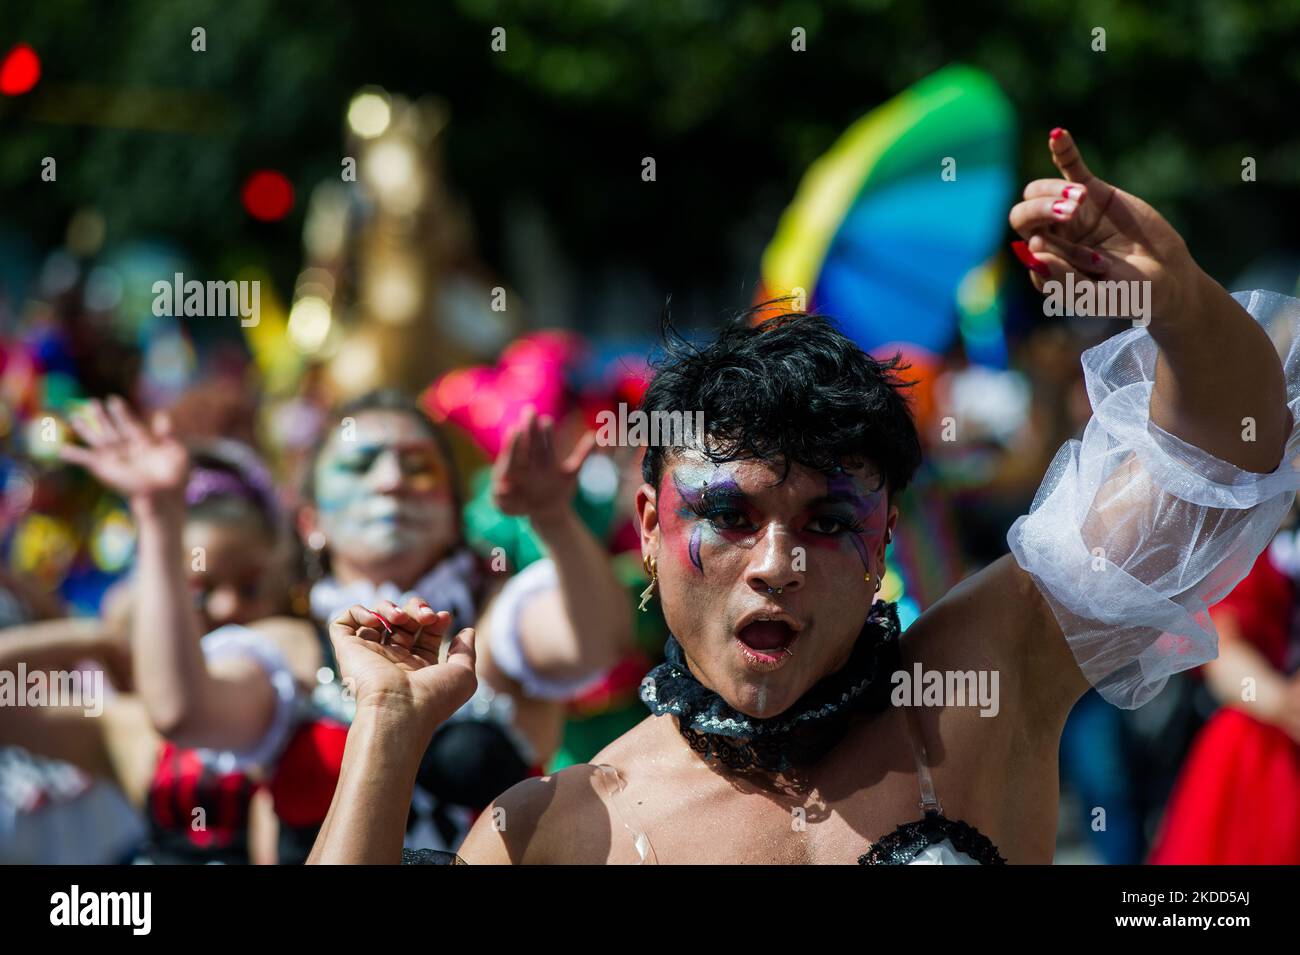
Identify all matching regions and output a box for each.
[315,488,361,514]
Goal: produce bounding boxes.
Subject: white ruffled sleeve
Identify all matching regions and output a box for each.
[197,624,299,773]
[488,558,608,701]
[1007,289,1300,709]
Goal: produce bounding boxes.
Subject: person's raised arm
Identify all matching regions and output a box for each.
[485,407,633,689]
[1016,128,1288,471]
[308,599,475,864]
[59,397,277,752]
[999,129,1297,720]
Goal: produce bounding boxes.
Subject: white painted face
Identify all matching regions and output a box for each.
[312,409,457,577]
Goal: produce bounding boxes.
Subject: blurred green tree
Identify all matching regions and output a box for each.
[2,0,1298,317]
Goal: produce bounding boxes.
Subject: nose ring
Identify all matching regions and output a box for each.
[766,586,783,596]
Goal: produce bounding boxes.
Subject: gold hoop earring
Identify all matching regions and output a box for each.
[638,555,658,612]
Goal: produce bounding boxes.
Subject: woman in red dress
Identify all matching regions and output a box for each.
[1149,517,1300,864]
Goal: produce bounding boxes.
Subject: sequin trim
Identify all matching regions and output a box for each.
[859,810,1007,865]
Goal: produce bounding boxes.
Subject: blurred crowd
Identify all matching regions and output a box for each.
[8,239,1298,866]
[2,80,1298,864]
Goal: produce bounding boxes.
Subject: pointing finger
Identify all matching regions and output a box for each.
[1048,127,1095,183]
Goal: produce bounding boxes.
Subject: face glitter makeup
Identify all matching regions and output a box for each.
[826,471,887,572]
[669,471,710,573]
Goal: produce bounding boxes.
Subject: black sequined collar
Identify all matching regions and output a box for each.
[640,601,902,773]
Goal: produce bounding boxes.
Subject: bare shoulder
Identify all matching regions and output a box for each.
[456,764,613,864]
[905,555,1047,660]
[458,715,669,864]
[905,554,1084,729]
[589,710,669,766]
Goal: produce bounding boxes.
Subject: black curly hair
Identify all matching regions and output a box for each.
[639,303,922,498]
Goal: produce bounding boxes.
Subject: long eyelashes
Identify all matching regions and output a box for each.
[813,514,866,536]
[685,496,746,527]
[669,471,878,582]
[687,498,865,538]
[696,481,743,510]
[675,475,746,527]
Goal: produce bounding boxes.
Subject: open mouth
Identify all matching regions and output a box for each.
[735,618,800,668]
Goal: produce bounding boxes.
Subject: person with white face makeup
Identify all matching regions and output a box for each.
[58,389,634,857]
[309,130,1300,865]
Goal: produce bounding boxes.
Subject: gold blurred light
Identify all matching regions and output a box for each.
[294,266,336,303]
[363,139,425,215]
[304,183,349,261]
[366,257,421,324]
[347,89,392,139]
[288,296,333,353]
[327,333,383,396]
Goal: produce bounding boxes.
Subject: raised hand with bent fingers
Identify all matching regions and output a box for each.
[329,596,477,734]
[58,396,189,506]
[1009,127,1198,321]
[491,405,596,524]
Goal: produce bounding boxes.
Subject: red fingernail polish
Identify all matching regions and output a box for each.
[1091,252,1104,266]
[372,611,394,635]
[1050,127,1065,141]
[1010,241,1051,278]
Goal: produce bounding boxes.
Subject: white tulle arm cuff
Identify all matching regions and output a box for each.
[1008,289,1300,709]
[198,625,298,772]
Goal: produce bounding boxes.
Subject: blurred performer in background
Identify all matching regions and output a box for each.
[1149,507,1300,864]
[57,390,632,858]
[1,439,301,862]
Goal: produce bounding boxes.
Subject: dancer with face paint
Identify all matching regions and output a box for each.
[58,388,634,857]
[2,437,310,863]
[295,391,634,849]
[309,130,1300,865]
